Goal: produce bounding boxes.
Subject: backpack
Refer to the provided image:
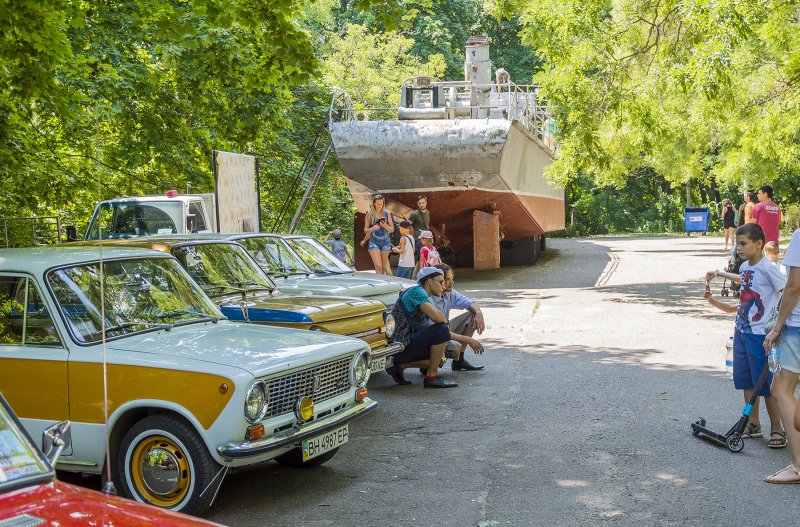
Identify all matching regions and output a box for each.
[390,289,427,347]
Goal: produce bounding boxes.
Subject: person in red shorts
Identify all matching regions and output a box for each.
[749,185,782,246]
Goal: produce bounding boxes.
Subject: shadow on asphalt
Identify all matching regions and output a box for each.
[595,280,736,320]
[453,240,613,291]
[202,341,800,527]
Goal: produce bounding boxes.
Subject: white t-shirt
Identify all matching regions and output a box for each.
[736,257,786,334]
[782,229,800,327]
[398,234,415,267]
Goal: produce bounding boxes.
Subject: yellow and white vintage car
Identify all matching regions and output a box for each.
[0,246,376,515]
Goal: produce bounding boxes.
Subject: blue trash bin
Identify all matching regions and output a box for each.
[684,207,710,235]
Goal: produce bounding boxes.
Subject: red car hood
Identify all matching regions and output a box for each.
[0,480,223,526]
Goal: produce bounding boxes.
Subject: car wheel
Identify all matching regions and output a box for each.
[275,447,339,468]
[116,414,220,515]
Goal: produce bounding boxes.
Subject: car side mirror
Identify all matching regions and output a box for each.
[42,420,71,465]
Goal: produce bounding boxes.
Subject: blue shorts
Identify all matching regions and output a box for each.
[396,266,413,279]
[368,239,392,252]
[733,330,772,396]
[392,323,450,365]
[776,324,800,373]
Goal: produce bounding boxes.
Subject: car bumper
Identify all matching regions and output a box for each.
[370,342,403,360]
[216,397,377,459]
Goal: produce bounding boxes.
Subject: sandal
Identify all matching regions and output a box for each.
[764,464,800,484]
[768,430,787,449]
[742,422,763,438]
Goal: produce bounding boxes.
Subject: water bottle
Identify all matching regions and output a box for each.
[768,345,782,373]
[725,336,734,379]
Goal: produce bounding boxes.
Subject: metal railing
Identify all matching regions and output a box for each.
[329,80,557,154]
[1,216,62,248]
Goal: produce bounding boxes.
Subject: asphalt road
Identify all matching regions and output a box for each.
[66,236,800,525]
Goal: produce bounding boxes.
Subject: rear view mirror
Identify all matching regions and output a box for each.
[42,420,72,464]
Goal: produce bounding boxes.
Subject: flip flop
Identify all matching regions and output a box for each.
[764,465,800,484]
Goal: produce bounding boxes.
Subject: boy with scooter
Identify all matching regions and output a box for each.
[705,223,786,446]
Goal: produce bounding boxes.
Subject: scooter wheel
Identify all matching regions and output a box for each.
[726,432,744,453]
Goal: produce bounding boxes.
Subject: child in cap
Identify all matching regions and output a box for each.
[419,230,441,267]
[393,220,415,279]
[324,229,351,265]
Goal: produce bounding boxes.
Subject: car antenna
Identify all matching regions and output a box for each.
[98,231,117,495]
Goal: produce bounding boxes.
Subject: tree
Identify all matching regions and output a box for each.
[491,0,800,194]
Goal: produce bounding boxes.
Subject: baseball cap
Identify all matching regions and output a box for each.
[419,230,433,239]
[399,220,411,228]
[417,266,443,285]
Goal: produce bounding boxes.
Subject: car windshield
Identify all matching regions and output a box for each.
[47,257,222,344]
[171,243,276,297]
[0,397,53,494]
[235,236,312,276]
[85,201,183,240]
[286,237,353,274]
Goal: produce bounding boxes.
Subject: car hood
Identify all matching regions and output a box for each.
[214,292,384,323]
[275,274,405,297]
[352,271,417,289]
[0,481,223,526]
[106,321,366,377]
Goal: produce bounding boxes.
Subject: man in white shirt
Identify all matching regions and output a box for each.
[430,264,486,370]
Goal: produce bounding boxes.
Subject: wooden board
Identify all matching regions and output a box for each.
[473,210,500,270]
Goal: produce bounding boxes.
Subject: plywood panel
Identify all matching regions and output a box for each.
[473,210,500,270]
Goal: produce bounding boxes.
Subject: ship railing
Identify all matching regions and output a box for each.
[328,82,557,154]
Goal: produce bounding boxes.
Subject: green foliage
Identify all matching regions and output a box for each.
[490,0,800,194]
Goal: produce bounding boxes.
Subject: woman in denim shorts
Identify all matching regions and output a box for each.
[364,194,395,275]
[762,228,800,483]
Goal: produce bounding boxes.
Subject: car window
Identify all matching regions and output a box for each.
[236,237,311,275]
[286,237,353,274]
[0,276,61,346]
[188,202,207,232]
[171,243,276,295]
[47,258,222,344]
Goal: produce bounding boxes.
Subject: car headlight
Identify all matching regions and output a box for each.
[309,325,326,332]
[244,381,269,424]
[384,313,396,338]
[349,350,371,388]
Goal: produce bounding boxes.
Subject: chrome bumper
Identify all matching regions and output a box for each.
[370,342,403,360]
[217,398,377,459]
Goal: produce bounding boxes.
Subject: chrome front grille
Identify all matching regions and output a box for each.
[264,357,351,418]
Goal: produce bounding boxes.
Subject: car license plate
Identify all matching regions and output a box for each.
[302,425,349,461]
[370,356,387,373]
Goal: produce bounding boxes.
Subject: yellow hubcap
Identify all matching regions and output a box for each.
[130,435,191,508]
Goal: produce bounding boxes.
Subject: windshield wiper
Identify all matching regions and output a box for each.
[104,321,173,334]
[206,282,247,295]
[173,313,222,326]
[234,280,273,291]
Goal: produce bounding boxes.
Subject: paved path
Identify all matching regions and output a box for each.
[204,236,798,526]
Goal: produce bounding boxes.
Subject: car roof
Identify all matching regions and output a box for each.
[79,234,238,248]
[98,194,205,204]
[0,246,173,274]
[228,233,302,240]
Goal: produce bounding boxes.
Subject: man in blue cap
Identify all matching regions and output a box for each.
[384,266,458,388]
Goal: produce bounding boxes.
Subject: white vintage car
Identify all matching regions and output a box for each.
[0,246,376,515]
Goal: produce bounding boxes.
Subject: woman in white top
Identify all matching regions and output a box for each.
[393,220,415,279]
[763,228,800,482]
